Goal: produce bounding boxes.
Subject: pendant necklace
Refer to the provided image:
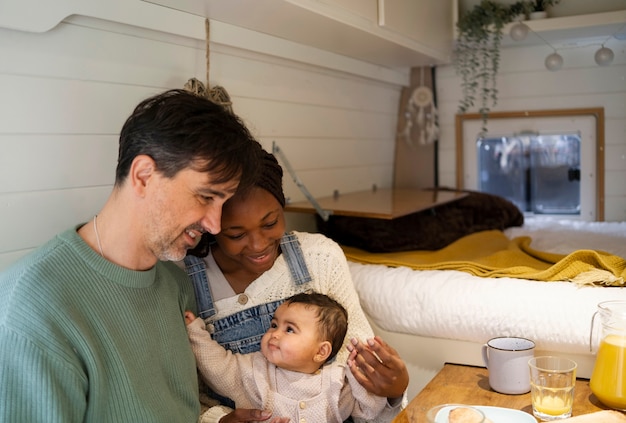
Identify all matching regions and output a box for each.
[93,215,105,258]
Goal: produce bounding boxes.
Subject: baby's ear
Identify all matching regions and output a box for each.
[314,341,332,364]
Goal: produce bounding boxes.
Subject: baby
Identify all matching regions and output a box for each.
[185,291,386,422]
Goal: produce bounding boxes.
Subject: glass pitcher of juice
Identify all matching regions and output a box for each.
[589,300,626,410]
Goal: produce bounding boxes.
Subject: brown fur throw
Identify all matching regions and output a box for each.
[316,189,524,253]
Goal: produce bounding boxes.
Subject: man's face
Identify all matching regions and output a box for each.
[143,167,239,262]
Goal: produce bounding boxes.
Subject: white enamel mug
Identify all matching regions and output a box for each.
[481,336,535,394]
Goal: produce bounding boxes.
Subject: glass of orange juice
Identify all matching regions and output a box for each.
[529,356,577,421]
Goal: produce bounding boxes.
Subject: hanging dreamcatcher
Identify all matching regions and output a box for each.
[398,67,439,147]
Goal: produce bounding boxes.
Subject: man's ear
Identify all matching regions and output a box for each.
[129,155,156,197]
[314,341,332,364]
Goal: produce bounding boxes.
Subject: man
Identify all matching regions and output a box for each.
[0,89,264,422]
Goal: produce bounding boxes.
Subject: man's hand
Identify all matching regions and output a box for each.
[219,408,290,423]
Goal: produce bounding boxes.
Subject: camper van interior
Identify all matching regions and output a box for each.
[1,0,625,408]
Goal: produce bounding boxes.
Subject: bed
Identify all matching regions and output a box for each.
[313,192,626,399]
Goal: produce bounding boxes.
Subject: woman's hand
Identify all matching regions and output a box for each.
[219,408,290,423]
[347,336,409,399]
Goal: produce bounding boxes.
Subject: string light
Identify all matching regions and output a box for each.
[545,52,564,71]
[510,22,529,41]
[594,46,614,66]
[509,21,625,71]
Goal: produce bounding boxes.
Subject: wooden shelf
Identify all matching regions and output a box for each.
[502,10,626,47]
[285,188,468,220]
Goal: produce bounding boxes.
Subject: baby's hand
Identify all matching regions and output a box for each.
[184,311,196,326]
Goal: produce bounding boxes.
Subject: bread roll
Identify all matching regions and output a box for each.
[448,407,494,423]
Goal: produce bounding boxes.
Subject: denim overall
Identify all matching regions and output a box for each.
[183,232,312,407]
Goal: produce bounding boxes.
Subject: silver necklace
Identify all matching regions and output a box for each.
[93,215,105,258]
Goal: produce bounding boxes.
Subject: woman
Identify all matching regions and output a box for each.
[184,151,409,423]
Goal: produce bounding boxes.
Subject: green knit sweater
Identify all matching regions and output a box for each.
[0,227,199,422]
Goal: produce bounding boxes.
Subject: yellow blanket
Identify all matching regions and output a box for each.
[342,230,626,286]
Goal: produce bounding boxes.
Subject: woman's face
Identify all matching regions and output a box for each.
[214,186,286,277]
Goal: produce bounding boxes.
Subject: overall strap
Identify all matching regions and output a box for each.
[183,255,216,320]
[280,232,312,285]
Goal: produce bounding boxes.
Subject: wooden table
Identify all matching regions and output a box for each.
[393,363,610,422]
[285,188,467,219]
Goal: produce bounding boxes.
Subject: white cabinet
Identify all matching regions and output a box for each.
[141,0,455,67]
[377,0,454,62]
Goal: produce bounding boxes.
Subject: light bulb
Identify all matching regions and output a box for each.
[509,22,529,41]
[594,46,614,66]
[545,52,563,71]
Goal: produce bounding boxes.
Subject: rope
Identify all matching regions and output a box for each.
[205,18,210,86]
[183,18,233,114]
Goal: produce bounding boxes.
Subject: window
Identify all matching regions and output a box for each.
[477,132,581,215]
[455,108,604,221]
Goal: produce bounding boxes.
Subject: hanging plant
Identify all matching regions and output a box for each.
[531,0,560,12]
[454,0,532,131]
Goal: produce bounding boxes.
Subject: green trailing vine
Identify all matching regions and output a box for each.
[454,0,560,132]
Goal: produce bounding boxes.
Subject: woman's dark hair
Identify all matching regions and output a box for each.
[253,151,285,208]
[115,89,261,190]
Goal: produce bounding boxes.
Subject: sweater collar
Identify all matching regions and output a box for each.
[60,225,158,288]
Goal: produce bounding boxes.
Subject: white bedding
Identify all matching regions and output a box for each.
[350,217,626,357]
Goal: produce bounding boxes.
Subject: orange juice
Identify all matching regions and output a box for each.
[529,356,578,420]
[530,383,574,417]
[590,334,626,410]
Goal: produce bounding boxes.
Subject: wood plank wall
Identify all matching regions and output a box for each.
[2,1,625,272]
[0,10,404,271]
[435,38,626,221]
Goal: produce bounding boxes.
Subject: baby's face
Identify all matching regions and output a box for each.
[260,302,323,373]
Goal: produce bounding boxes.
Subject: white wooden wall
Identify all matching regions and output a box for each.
[435,38,626,221]
[2,0,625,273]
[0,0,405,271]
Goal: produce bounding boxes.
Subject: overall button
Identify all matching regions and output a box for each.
[237,294,248,305]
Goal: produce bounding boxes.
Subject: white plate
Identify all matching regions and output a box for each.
[434,405,536,423]
[475,406,536,422]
